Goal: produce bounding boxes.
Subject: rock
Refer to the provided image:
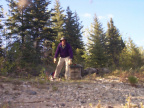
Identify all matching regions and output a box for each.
[81,101,86,104]
[83,67,98,76]
[25,90,37,95]
[100,68,111,74]
[108,106,114,108]
[61,103,65,106]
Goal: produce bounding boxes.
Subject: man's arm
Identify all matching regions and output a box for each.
[54,45,60,58]
[54,44,60,63]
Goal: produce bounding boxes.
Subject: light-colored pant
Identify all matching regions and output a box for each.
[54,56,70,79]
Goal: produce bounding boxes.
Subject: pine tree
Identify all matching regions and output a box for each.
[106,18,125,68]
[74,48,84,64]
[4,0,34,69]
[51,0,65,55]
[0,5,3,29]
[119,38,143,69]
[64,7,84,60]
[0,5,4,57]
[23,0,56,64]
[73,12,84,49]
[86,15,107,68]
[5,0,55,60]
[5,0,30,45]
[25,0,55,48]
[4,0,55,75]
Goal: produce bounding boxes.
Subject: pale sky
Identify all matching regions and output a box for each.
[53,0,144,48]
[1,0,144,48]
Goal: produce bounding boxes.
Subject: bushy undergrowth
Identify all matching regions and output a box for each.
[111,66,144,84]
[128,76,138,86]
[0,56,55,79]
[0,57,16,76]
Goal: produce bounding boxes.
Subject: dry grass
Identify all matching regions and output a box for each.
[110,68,144,85]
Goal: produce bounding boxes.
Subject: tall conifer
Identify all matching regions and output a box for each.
[64,7,84,58]
[51,0,65,54]
[23,0,56,64]
[0,5,4,57]
[87,15,107,68]
[119,38,143,69]
[106,18,125,68]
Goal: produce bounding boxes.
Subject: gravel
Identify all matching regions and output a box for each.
[0,77,144,108]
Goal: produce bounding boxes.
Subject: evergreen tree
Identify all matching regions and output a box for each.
[4,0,55,75]
[82,47,91,68]
[73,12,84,49]
[5,0,55,60]
[86,15,107,68]
[25,0,55,48]
[72,12,84,63]
[119,38,143,69]
[0,5,4,57]
[106,18,125,68]
[51,0,65,55]
[4,0,34,69]
[23,0,56,63]
[0,5,3,29]
[5,0,30,45]
[64,7,84,60]
[74,48,84,64]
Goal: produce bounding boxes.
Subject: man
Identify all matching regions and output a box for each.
[53,37,73,80]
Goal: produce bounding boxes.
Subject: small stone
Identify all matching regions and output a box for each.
[130,93,135,96]
[108,106,114,108]
[61,103,65,106]
[81,101,86,104]
[26,90,37,95]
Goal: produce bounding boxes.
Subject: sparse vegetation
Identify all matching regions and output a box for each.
[0,103,8,108]
[128,76,138,86]
[122,95,142,108]
[52,85,58,91]
[111,68,144,84]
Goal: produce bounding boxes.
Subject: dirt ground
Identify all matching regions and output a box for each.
[0,76,144,108]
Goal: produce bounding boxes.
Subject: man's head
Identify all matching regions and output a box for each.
[60,37,67,46]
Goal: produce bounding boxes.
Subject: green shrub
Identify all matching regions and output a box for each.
[52,86,58,91]
[128,76,138,86]
[0,57,16,76]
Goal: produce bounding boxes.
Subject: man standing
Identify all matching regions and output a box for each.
[53,37,73,80]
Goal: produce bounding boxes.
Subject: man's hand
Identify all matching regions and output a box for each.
[54,58,56,63]
[68,59,72,65]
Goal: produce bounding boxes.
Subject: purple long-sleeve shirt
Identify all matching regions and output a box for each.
[54,42,73,59]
